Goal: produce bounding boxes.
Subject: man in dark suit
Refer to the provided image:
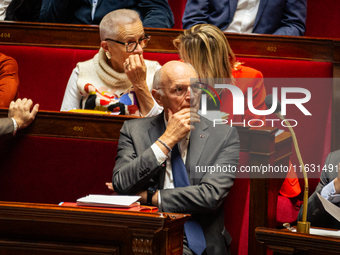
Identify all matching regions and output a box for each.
[38,0,174,28]
[182,0,307,36]
[0,98,39,138]
[5,0,42,21]
[298,150,340,228]
[112,61,240,255]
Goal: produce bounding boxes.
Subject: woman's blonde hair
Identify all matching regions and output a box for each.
[174,24,240,93]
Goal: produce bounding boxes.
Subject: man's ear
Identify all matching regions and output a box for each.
[152,89,163,106]
[101,41,109,52]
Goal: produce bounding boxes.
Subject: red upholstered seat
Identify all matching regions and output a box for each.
[0,136,116,204]
[224,152,250,255]
[168,0,186,29]
[73,49,97,64]
[237,57,333,78]
[0,45,75,111]
[305,0,340,39]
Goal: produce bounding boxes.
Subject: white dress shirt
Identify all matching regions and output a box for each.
[224,0,260,34]
[151,115,190,207]
[0,0,12,21]
[91,0,98,21]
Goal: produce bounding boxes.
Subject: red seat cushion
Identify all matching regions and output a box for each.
[0,136,117,204]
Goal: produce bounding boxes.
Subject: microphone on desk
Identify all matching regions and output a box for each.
[265,94,310,234]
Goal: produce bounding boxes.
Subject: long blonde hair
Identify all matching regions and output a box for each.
[174,24,240,93]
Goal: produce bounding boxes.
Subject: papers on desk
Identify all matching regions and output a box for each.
[275,129,284,137]
[309,228,340,238]
[76,195,141,208]
[317,193,340,222]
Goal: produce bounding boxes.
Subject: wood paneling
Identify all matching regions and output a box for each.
[0,201,189,255]
[256,227,340,255]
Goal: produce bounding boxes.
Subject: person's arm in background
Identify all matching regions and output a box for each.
[5,0,43,22]
[39,0,80,23]
[182,0,209,29]
[297,152,339,227]
[0,55,19,108]
[0,117,15,137]
[273,0,307,36]
[60,67,82,111]
[138,0,174,28]
[0,98,39,138]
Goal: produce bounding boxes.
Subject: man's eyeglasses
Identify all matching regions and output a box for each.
[105,35,150,53]
[173,82,204,97]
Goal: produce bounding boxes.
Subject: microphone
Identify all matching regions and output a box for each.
[265,94,281,114]
[265,94,310,234]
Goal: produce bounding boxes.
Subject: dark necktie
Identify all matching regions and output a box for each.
[171,143,207,255]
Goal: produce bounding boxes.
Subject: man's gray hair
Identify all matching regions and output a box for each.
[152,68,164,96]
[99,9,141,41]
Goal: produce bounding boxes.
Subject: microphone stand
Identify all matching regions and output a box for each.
[276,112,310,234]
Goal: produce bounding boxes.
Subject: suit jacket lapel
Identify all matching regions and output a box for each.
[149,112,167,189]
[186,118,209,185]
[254,0,269,30]
[149,112,165,144]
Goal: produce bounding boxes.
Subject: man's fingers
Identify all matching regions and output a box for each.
[189,125,196,131]
[105,182,114,191]
[181,107,198,114]
[29,104,39,119]
[26,99,33,107]
[21,98,28,105]
[15,98,21,105]
[190,116,201,124]
[9,100,15,108]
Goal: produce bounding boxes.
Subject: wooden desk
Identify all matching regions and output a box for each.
[0,201,189,255]
[255,227,340,255]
